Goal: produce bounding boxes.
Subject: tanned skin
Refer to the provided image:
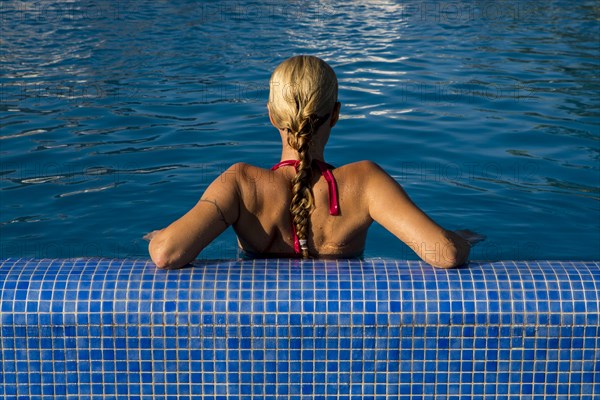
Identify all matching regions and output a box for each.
[147,103,483,269]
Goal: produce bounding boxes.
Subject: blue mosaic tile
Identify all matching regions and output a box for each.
[0,258,599,399]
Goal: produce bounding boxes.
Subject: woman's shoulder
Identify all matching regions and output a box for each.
[334,161,395,199]
[337,160,382,169]
[219,162,273,183]
[334,160,386,178]
[223,160,388,185]
[222,162,267,173]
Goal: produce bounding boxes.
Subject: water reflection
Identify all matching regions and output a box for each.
[1,0,598,259]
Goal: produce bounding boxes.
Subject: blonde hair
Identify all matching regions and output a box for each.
[269,55,338,258]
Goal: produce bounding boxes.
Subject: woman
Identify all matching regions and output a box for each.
[146,55,481,269]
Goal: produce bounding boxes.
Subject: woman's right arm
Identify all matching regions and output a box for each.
[147,163,243,269]
[363,161,471,268]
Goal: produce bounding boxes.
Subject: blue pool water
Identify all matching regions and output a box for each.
[1,1,598,261]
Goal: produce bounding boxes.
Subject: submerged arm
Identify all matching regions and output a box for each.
[147,164,242,269]
[365,161,471,268]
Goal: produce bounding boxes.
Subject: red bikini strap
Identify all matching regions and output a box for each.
[291,222,300,254]
[271,160,300,171]
[271,159,339,216]
[314,160,339,216]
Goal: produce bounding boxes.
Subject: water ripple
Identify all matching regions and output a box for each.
[1,0,598,259]
[56,182,124,198]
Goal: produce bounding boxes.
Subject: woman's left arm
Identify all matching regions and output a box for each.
[147,163,242,269]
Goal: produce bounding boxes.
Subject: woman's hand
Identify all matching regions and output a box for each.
[143,229,163,242]
[453,230,486,246]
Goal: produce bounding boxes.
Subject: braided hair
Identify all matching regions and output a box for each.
[269,56,338,258]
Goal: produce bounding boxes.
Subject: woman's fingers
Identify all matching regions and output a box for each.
[143,230,162,242]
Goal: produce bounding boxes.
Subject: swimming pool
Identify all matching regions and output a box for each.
[1,0,598,260]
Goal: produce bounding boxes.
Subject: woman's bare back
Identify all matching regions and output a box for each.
[233,161,373,257]
[147,158,473,268]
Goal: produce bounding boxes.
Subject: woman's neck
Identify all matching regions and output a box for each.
[278,128,327,162]
[279,145,325,163]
